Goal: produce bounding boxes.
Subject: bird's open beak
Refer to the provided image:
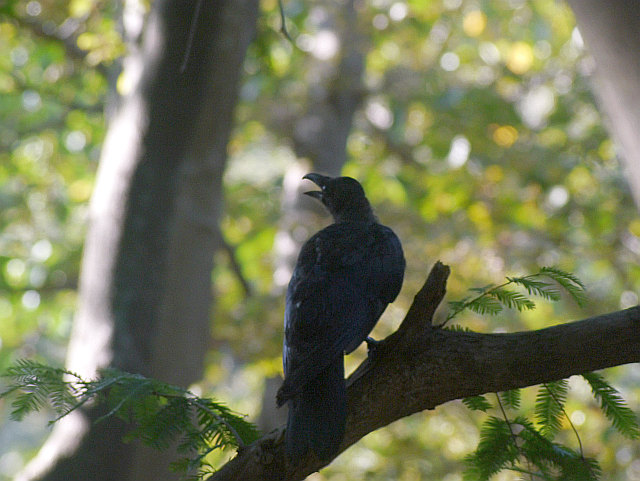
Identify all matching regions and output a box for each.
[302,173,330,200]
[303,190,323,200]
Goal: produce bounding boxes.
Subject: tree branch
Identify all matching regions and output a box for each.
[209,262,640,481]
[12,14,111,78]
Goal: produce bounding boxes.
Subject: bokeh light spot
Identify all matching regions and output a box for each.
[463,10,487,37]
[507,41,534,74]
[492,125,518,147]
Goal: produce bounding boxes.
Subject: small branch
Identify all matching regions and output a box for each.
[94,379,154,424]
[495,393,523,467]
[13,13,111,78]
[218,233,253,298]
[544,382,585,458]
[277,0,295,44]
[395,260,450,335]
[443,279,512,326]
[506,466,546,479]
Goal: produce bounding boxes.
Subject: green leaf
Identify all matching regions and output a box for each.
[516,419,601,480]
[446,266,585,325]
[491,288,536,311]
[469,284,495,294]
[442,324,474,332]
[1,360,260,478]
[535,380,569,438]
[499,389,521,410]
[447,299,469,312]
[467,295,503,316]
[1,360,82,421]
[507,277,561,302]
[462,395,493,412]
[582,372,640,439]
[540,267,587,307]
[464,416,519,481]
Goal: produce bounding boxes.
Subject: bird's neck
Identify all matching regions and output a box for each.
[332,205,377,224]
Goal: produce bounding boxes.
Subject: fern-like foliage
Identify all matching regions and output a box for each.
[441,324,473,332]
[539,267,586,307]
[450,268,634,480]
[462,395,493,412]
[445,266,586,325]
[499,389,521,410]
[535,380,569,438]
[2,359,85,420]
[582,371,640,439]
[515,418,601,481]
[462,373,639,480]
[464,416,520,480]
[1,360,260,478]
[465,415,601,481]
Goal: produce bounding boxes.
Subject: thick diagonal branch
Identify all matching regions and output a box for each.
[210,263,640,481]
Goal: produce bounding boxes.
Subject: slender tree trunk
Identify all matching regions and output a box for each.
[17,1,259,480]
[567,0,640,209]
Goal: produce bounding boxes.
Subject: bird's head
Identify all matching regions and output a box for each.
[303,173,376,223]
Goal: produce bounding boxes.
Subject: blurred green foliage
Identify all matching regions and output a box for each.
[1,0,639,479]
[1,360,260,479]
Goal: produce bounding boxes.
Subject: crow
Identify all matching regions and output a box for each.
[277,173,405,463]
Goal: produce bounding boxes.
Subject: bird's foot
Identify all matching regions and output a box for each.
[365,337,381,358]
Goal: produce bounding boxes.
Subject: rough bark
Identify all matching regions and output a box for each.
[17,1,259,480]
[210,262,640,481]
[567,0,640,209]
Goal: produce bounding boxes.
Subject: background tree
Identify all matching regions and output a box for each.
[1,0,639,480]
[567,0,640,211]
[2,1,258,480]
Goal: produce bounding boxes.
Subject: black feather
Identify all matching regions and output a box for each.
[279,174,405,462]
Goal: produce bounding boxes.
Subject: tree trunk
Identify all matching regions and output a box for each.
[567,0,640,209]
[17,1,259,480]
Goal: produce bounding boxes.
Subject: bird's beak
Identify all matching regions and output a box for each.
[302,173,330,200]
[303,190,323,200]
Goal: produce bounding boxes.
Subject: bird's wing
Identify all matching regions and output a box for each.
[371,225,406,303]
[280,223,404,402]
[341,224,405,353]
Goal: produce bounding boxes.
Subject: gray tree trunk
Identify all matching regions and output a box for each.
[567,0,640,209]
[17,1,259,480]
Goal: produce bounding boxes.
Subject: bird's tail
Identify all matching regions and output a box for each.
[285,358,346,463]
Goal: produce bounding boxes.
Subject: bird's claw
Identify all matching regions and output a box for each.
[365,337,381,358]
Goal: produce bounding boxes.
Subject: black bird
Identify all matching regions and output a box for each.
[277,173,405,462]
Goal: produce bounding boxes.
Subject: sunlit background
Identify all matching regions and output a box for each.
[1,0,639,479]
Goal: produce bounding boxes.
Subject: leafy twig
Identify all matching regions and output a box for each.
[542,382,584,459]
[582,371,640,439]
[1,360,259,479]
[444,266,586,327]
